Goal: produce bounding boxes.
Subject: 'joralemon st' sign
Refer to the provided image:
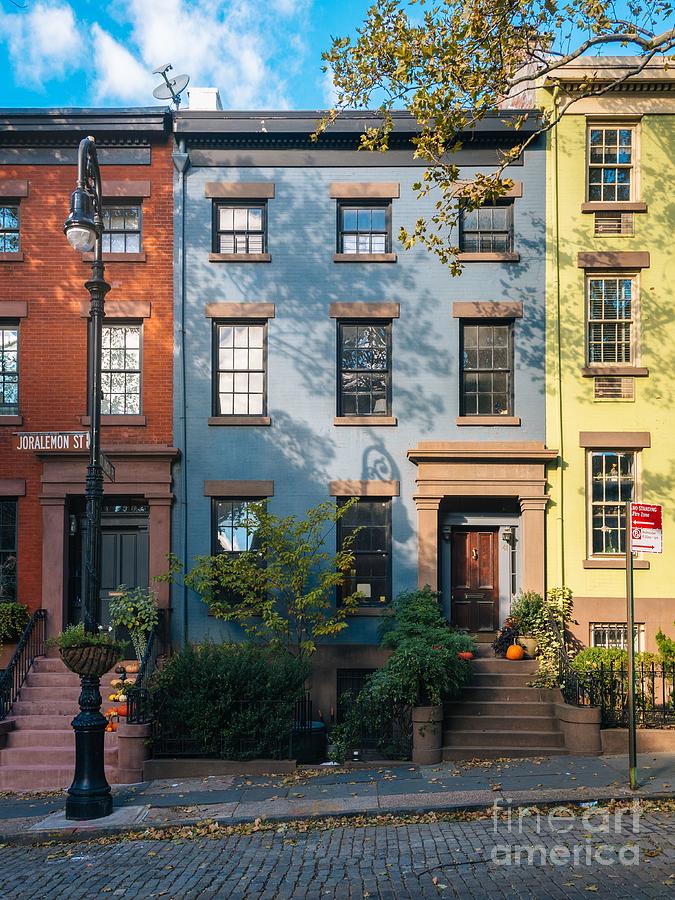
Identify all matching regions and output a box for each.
[15,432,91,451]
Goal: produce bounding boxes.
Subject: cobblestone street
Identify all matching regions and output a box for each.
[0,810,672,899]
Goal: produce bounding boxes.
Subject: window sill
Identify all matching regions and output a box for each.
[0,415,22,425]
[581,202,647,214]
[455,415,521,426]
[582,366,649,378]
[333,253,397,263]
[583,558,650,570]
[333,416,397,426]
[208,416,271,426]
[349,606,390,616]
[457,252,520,262]
[0,252,23,262]
[80,415,146,426]
[82,252,146,262]
[208,253,271,263]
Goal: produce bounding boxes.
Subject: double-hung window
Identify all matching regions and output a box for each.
[338,202,390,254]
[0,205,19,253]
[588,126,634,202]
[101,324,142,415]
[459,202,513,253]
[0,325,19,416]
[214,203,266,255]
[337,498,391,605]
[213,499,259,555]
[460,321,513,416]
[589,450,635,556]
[338,321,391,417]
[0,499,17,601]
[214,322,266,417]
[101,204,142,253]
[587,276,634,365]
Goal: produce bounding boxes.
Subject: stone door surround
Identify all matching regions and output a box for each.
[38,445,178,636]
[407,442,557,595]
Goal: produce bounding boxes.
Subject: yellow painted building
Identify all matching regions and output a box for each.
[543,57,675,652]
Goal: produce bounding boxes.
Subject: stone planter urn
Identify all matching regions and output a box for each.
[517,636,539,659]
[60,644,123,678]
[412,705,443,765]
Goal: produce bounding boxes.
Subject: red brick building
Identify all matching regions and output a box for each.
[0,108,176,639]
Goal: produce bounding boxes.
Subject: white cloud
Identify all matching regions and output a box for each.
[90,24,156,104]
[322,66,339,107]
[0,1,82,89]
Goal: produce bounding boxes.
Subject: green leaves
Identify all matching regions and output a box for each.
[109,586,159,661]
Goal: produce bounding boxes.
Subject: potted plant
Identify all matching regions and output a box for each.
[492,617,520,658]
[109,584,159,661]
[48,623,124,678]
[510,591,544,658]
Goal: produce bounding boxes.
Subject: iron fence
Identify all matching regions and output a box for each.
[0,609,47,720]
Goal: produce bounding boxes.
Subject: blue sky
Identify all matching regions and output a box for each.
[0,0,670,110]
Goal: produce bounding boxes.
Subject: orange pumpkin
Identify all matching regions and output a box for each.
[457,651,474,661]
[116,704,128,718]
[505,643,525,661]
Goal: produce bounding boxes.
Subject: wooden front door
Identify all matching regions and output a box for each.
[451,528,499,632]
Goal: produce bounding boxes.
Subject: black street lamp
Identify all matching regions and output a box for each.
[63,136,112,820]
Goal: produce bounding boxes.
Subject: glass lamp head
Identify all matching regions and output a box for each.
[64,186,98,251]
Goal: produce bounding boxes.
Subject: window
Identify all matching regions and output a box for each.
[101,324,141,414]
[212,499,259,555]
[0,499,17,601]
[337,498,391,605]
[338,322,391,417]
[0,326,18,416]
[214,203,266,254]
[587,276,633,364]
[591,622,644,651]
[589,450,635,555]
[459,202,513,253]
[0,206,19,253]
[214,322,266,416]
[338,202,390,254]
[460,322,512,416]
[588,126,634,202]
[101,205,141,253]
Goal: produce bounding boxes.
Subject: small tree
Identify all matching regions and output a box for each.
[173,499,362,658]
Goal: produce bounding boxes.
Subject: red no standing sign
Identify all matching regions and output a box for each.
[629,502,663,554]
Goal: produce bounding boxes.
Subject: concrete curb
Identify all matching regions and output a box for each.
[2,789,673,847]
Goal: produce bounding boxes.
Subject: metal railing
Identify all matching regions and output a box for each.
[0,609,47,720]
[125,611,163,725]
[549,616,675,728]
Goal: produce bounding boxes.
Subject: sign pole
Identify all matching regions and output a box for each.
[625,500,638,790]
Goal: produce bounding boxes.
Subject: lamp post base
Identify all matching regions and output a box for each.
[65,675,113,821]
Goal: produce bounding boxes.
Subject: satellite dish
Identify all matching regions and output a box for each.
[152,63,190,107]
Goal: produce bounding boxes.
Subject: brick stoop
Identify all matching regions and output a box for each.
[442,656,569,760]
[0,656,123,790]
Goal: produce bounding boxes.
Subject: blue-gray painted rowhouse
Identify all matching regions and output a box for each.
[172,108,551,713]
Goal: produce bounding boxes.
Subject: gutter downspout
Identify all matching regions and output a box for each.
[172,135,190,645]
[552,87,566,589]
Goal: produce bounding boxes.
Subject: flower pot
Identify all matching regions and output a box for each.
[517,636,539,659]
[60,644,123,678]
[412,704,443,765]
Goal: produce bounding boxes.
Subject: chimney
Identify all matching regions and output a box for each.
[186,87,223,110]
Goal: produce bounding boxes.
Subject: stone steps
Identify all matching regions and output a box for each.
[0,765,78,791]
[0,746,118,766]
[442,656,568,761]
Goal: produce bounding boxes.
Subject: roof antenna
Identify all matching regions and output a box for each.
[152,63,190,108]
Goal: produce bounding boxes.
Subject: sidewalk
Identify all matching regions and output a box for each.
[0,752,673,844]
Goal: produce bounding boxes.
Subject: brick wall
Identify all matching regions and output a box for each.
[0,139,173,610]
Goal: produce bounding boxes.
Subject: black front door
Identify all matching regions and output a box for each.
[68,500,149,626]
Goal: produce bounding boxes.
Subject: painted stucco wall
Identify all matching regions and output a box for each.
[173,139,547,645]
[545,101,675,650]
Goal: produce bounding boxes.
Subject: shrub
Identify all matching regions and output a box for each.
[109,585,159,661]
[656,625,675,666]
[510,591,544,636]
[330,587,476,761]
[150,642,310,760]
[571,646,660,673]
[47,622,124,652]
[0,601,28,643]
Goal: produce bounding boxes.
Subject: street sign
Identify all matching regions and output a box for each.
[15,431,90,451]
[630,502,663,554]
[100,452,115,483]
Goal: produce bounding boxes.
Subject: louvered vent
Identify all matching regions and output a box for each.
[594,212,634,236]
[594,376,634,400]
